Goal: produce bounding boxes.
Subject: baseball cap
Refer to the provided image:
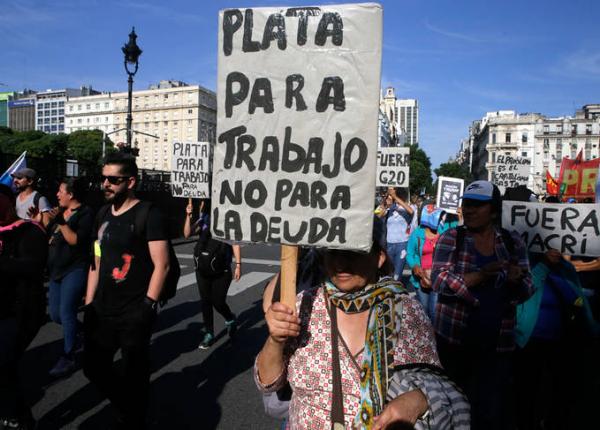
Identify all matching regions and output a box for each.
[462,180,495,201]
[11,168,37,180]
[420,204,445,230]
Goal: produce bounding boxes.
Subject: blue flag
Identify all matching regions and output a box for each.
[0,151,27,190]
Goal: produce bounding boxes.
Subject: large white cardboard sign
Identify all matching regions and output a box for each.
[376,147,409,187]
[502,202,600,256]
[436,176,464,214]
[212,4,383,251]
[492,155,530,188]
[171,141,210,198]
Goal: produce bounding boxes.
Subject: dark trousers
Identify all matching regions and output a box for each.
[0,317,39,422]
[83,305,155,429]
[437,337,514,430]
[514,338,568,430]
[195,270,234,334]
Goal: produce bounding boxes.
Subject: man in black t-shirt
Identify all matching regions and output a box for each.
[83,153,169,430]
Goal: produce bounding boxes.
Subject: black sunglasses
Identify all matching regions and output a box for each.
[101,175,129,185]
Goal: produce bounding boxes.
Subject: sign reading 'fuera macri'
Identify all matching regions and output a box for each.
[212,4,383,251]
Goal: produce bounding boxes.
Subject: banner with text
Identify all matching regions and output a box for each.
[557,154,600,200]
[376,147,409,187]
[502,201,600,256]
[171,141,210,198]
[436,176,464,214]
[491,155,530,188]
[212,4,383,250]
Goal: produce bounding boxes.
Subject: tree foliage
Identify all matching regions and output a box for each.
[434,161,472,182]
[408,144,433,195]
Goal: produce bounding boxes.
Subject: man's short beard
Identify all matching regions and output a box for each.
[104,189,128,206]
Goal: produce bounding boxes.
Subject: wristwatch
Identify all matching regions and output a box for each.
[144,296,158,310]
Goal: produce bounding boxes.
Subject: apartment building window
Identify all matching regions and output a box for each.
[95,103,100,109]
[570,142,577,158]
[69,106,74,112]
[86,104,90,110]
[58,109,64,115]
[164,121,168,126]
[77,105,82,111]
[492,133,496,144]
[543,125,549,134]
[51,102,57,108]
[505,133,511,143]
[105,102,109,109]
[556,138,562,159]
[557,124,563,134]
[572,124,577,134]
[187,109,193,114]
[491,152,496,163]
[77,119,82,124]
[521,152,527,157]
[586,124,592,135]
[585,139,592,159]
[51,110,57,116]
[522,132,528,143]
[187,120,192,125]
[164,94,168,99]
[105,117,109,122]
[58,101,64,107]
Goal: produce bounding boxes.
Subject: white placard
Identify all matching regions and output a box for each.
[376,147,409,187]
[492,155,531,188]
[436,176,464,214]
[502,202,600,256]
[212,4,383,251]
[171,141,210,198]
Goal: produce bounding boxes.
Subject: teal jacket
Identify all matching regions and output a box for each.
[406,227,429,290]
[515,259,598,348]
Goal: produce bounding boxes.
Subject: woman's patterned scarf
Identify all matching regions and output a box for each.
[324,277,407,429]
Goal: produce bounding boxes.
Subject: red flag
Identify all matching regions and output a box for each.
[546,170,559,195]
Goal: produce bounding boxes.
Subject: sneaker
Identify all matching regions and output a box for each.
[225,318,237,338]
[198,332,214,350]
[49,355,75,378]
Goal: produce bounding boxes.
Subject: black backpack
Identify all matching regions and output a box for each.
[96,201,181,306]
[193,227,230,275]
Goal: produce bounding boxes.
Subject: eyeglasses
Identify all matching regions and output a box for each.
[101,175,129,185]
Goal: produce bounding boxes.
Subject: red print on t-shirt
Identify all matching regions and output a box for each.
[112,253,133,283]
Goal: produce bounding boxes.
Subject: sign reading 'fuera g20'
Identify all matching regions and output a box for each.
[211,4,383,251]
[376,147,410,187]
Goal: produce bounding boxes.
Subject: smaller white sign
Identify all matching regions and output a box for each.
[171,141,210,199]
[502,202,600,256]
[492,155,530,188]
[376,147,410,187]
[436,176,464,214]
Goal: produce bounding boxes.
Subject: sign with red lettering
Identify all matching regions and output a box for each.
[557,153,600,200]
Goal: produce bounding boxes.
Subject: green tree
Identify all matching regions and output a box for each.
[408,144,433,195]
[67,130,115,164]
[434,161,472,182]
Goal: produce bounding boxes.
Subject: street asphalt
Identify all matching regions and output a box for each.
[22,241,282,429]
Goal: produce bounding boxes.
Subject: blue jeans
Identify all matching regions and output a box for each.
[387,241,408,281]
[416,288,438,323]
[48,267,87,354]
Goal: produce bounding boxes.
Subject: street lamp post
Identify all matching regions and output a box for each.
[121,27,142,154]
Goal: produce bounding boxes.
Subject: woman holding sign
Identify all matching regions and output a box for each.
[255,218,469,429]
[184,200,241,349]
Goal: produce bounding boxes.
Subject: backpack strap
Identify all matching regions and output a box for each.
[133,201,153,240]
[33,191,41,210]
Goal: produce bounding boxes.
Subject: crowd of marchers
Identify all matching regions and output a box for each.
[1,157,599,430]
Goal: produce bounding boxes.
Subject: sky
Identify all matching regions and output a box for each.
[1,0,599,169]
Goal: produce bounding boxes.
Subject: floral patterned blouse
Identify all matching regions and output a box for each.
[254,287,440,429]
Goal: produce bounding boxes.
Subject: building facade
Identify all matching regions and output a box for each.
[8,97,36,131]
[0,92,14,128]
[464,105,600,194]
[36,87,98,134]
[65,93,115,134]
[395,98,419,145]
[109,81,216,171]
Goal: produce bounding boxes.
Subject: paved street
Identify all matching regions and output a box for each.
[22,241,282,430]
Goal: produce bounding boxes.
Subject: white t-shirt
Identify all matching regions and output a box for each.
[16,191,51,220]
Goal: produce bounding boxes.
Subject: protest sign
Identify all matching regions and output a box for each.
[171,141,210,198]
[212,4,383,251]
[557,151,600,200]
[376,147,409,187]
[502,201,600,256]
[491,155,530,188]
[436,176,464,214]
